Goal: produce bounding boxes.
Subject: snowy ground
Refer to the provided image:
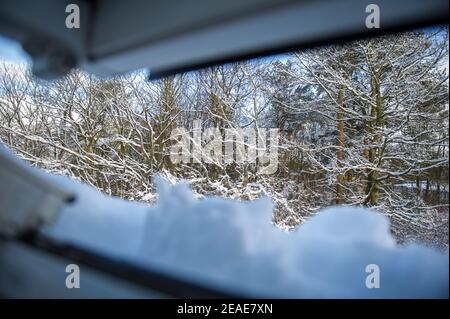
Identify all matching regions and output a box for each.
[41,172,449,298]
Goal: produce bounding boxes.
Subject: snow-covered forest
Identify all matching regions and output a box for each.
[0,28,448,248]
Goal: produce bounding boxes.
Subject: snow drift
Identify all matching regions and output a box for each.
[42,173,449,298]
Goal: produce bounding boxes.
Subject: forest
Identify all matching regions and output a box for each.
[0,27,448,248]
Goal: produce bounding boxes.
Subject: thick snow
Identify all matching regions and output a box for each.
[41,173,449,298]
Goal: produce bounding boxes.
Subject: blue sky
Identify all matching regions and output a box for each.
[0,35,29,63]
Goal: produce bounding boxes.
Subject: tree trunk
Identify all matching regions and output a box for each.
[336,86,345,204]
